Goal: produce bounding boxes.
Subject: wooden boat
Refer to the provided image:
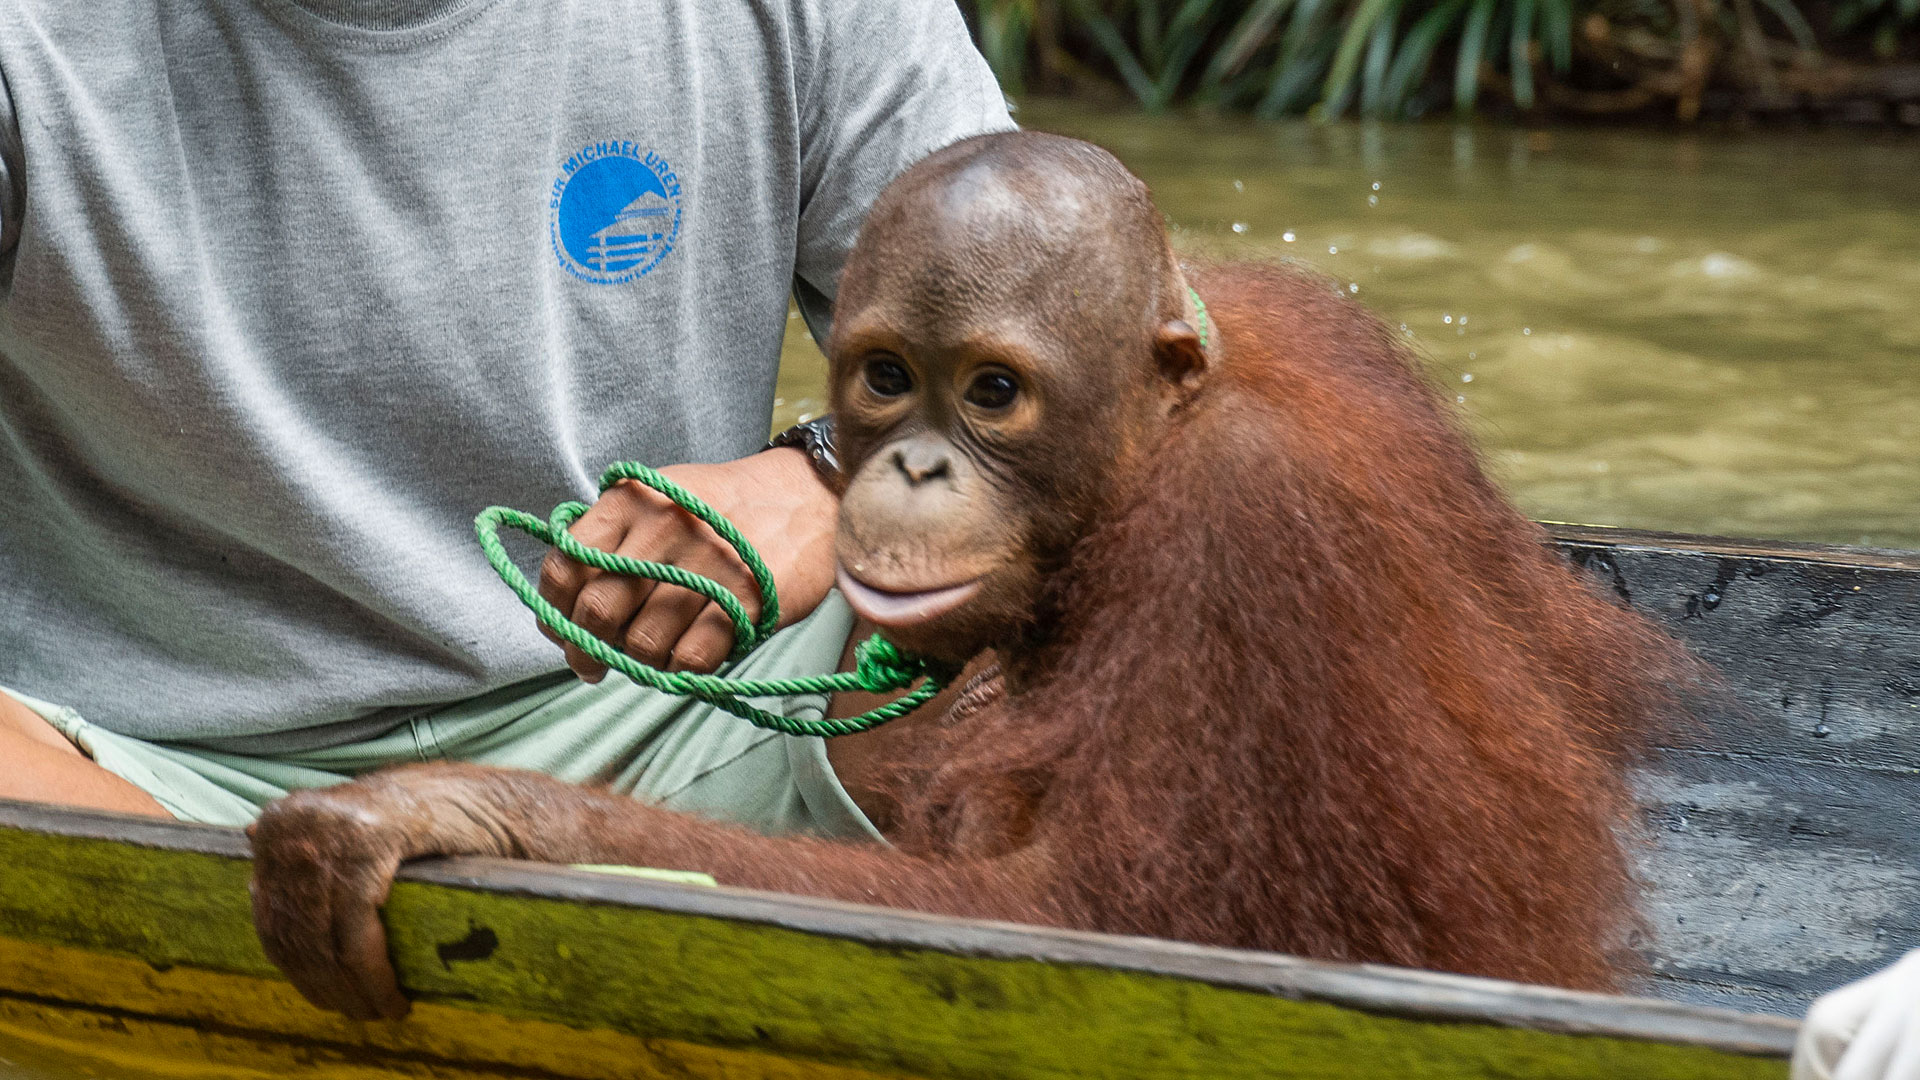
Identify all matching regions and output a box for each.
[2,524,1915,1080]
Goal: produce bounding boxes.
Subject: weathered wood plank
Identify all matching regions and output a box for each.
[1547,525,1920,1016]
[0,801,1793,1079]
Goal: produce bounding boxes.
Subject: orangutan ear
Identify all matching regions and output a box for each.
[1153,319,1210,393]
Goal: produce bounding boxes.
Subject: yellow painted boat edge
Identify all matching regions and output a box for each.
[0,799,1798,1079]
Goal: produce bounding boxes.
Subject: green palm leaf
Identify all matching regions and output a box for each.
[1511,0,1538,108]
[1383,0,1469,114]
[1455,0,1499,114]
[1322,0,1402,115]
[1200,0,1301,95]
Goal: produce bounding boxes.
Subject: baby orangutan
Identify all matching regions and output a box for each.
[247,132,1691,1020]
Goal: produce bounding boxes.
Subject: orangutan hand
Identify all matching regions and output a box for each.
[247,771,516,1021]
[538,448,838,683]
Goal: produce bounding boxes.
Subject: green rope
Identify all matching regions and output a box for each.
[1189,286,1210,350]
[474,463,960,737]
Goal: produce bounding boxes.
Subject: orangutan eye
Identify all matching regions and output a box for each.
[964,372,1020,410]
[863,357,913,398]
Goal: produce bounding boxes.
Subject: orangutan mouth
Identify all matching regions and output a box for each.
[835,567,982,628]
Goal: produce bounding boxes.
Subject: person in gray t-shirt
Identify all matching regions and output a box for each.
[0,0,1013,821]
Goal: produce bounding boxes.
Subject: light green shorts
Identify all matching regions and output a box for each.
[3,593,880,840]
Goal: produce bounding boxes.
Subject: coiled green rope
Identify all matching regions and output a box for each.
[474,462,960,737]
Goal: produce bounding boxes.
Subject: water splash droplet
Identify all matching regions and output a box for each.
[1348,283,1359,293]
[1328,245,1339,254]
[1468,351,1477,360]
[1522,327,1532,336]
[1461,373,1474,383]
[1443,314,1453,324]
[1456,394,1467,404]
[1231,222,1248,234]
[1233,179,1244,192]
[1282,230,1296,243]
[1367,195,1378,206]
[1371,181,1382,191]
[1813,723,1832,738]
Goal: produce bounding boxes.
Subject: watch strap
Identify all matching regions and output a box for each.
[765,415,840,482]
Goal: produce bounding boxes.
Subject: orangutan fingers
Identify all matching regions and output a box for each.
[250,858,365,1018]
[248,789,418,1020]
[330,859,411,1021]
[285,851,403,1021]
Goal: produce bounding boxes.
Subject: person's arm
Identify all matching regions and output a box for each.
[1794,950,1920,1080]
[0,66,24,292]
[535,1,1013,681]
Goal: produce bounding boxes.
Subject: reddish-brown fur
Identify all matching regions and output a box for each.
[872,261,1687,989]
[251,255,1693,1020]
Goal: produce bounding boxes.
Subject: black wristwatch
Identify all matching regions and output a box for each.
[765,415,840,484]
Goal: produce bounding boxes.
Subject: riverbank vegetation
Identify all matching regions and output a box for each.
[960,0,1920,122]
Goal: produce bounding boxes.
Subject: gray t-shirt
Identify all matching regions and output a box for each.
[0,0,1012,744]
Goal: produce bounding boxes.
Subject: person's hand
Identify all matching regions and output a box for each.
[1795,950,1920,1080]
[537,448,837,681]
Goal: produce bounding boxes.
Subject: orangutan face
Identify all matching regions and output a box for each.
[824,148,1207,664]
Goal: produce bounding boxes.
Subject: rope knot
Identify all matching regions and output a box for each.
[853,635,919,692]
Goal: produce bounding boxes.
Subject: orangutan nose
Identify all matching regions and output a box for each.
[891,437,954,487]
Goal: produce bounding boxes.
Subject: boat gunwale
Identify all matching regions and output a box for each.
[1543,522,1920,572]
[0,798,1801,1060]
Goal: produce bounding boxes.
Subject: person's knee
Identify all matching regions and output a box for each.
[0,692,80,755]
[0,701,171,816]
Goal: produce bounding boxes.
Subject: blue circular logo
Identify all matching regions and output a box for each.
[549,141,683,284]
